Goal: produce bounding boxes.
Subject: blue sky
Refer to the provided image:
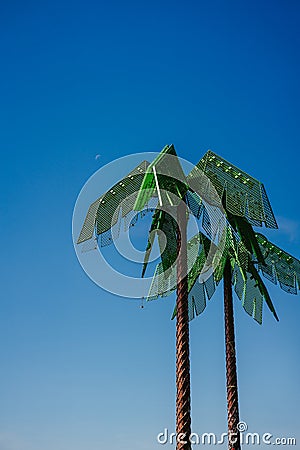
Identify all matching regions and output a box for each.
[1,1,300,449]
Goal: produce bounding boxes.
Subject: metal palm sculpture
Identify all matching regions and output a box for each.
[76,145,300,450]
[147,150,300,449]
[77,144,222,450]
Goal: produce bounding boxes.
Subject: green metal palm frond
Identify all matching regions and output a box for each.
[138,145,227,314]
[255,233,300,295]
[151,226,247,322]
[151,225,263,323]
[188,150,278,229]
[199,224,279,324]
[204,225,280,324]
[151,222,279,325]
[135,144,191,276]
[208,222,283,324]
[227,213,265,265]
[232,258,279,324]
[133,144,189,212]
[182,150,282,324]
[185,190,204,219]
[147,231,216,321]
[77,160,150,245]
[141,208,178,277]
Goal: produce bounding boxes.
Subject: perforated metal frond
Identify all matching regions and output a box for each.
[225,226,279,324]
[232,265,264,324]
[256,233,300,294]
[77,197,104,244]
[147,223,242,322]
[77,160,150,244]
[186,273,217,321]
[232,257,279,324]
[146,232,217,321]
[157,224,279,324]
[188,150,278,228]
[185,190,204,219]
[142,207,178,277]
[147,232,210,299]
[134,144,188,211]
[203,224,268,324]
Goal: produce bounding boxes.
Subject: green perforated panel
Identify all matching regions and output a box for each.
[188,150,278,228]
[77,160,149,244]
[256,233,300,294]
[134,144,188,211]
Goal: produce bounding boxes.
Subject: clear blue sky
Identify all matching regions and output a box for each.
[1,1,300,449]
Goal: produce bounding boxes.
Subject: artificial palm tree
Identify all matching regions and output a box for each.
[77,145,197,450]
[147,150,300,449]
[76,145,300,450]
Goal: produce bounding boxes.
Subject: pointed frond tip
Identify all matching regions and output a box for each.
[133,144,189,211]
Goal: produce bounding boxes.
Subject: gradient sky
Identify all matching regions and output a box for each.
[1,1,300,449]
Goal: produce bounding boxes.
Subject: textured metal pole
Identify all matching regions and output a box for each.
[224,258,241,450]
[176,201,192,450]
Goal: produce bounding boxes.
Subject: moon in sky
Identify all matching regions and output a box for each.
[95,154,101,161]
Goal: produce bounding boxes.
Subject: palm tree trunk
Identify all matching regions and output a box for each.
[176,201,192,450]
[224,258,241,450]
